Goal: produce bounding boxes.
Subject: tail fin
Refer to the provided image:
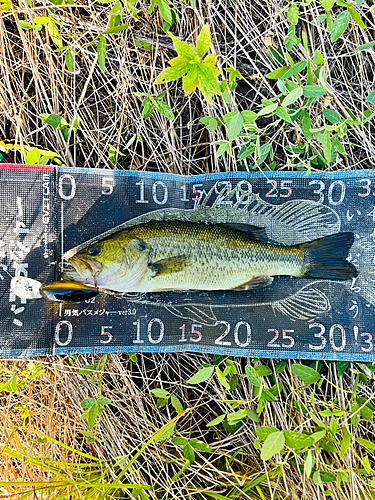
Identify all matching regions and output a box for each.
[301,232,358,280]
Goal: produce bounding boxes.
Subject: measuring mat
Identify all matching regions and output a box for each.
[1,163,375,361]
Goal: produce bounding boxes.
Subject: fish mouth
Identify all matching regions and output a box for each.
[69,255,103,280]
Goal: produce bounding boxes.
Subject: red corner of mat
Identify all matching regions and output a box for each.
[0,163,55,171]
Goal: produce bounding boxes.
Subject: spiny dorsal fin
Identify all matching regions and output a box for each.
[231,276,274,291]
[212,223,268,242]
[149,256,190,277]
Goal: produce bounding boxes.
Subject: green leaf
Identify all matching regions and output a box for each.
[282,86,303,107]
[18,20,34,29]
[320,0,335,11]
[323,109,340,123]
[26,148,41,165]
[183,443,195,463]
[65,49,74,72]
[103,25,129,34]
[155,422,175,442]
[254,365,272,377]
[246,409,260,422]
[158,0,172,24]
[305,450,314,477]
[320,472,336,483]
[34,16,51,24]
[292,364,320,384]
[155,100,175,120]
[340,425,351,459]
[88,403,98,429]
[303,84,327,97]
[197,64,221,103]
[314,13,327,24]
[357,438,375,451]
[276,106,292,123]
[207,414,226,427]
[196,24,210,58]
[312,49,325,65]
[208,118,219,132]
[97,396,111,405]
[187,366,214,384]
[245,365,261,387]
[330,10,350,42]
[147,0,157,15]
[183,66,199,95]
[172,436,188,446]
[155,62,190,84]
[322,129,331,163]
[287,4,299,25]
[171,394,183,414]
[311,429,327,443]
[266,66,291,80]
[169,32,195,60]
[261,431,285,460]
[48,21,62,48]
[81,397,96,408]
[216,142,230,158]
[190,439,211,452]
[241,110,258,123]
[275,360,287,374]
[300,110,312,140]
[354,41,375,52]
[366,91,375,104]
[348,7,365,29]
[280,60,307,80]
[150,388,170,398]
[228,113,244,141]
[284,430,315,450]
[257,103,278,117]
[97,36,106,72]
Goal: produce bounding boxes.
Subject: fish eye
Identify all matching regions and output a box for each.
[88,247,100,256]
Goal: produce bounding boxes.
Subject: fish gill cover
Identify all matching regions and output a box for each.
[0,164,375,360]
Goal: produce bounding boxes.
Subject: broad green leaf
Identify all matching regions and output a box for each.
[276,106,292,123]
[282,86,303,107]
[280,60,307,80]
[207,414,226,427]
[305,450,314,477]
[222,111,238,123]
[292,364,320,384]
[314,13,327,24]
[172,436,188,445]
[261,431,285,460]
[254,365,272,377]
[348,7,365,29]
[319,471,336,482]
[103,25,129,34]
[215,366,231,390]
[155,100,175,120]
[97,36,106,72]
[48,21,62,48]
[196,24,210,58]
[357,437,375,451]
[311,429,327,443]
[340,425,351,459]
[366,91,375,104]
[97,396,111,405]
[183,443,195,463]
[284,430,315,450]
[241,110,257,123]
[155,62,190,84]
[228,113,244,141]
[320,0,335,11]
[147,0,157,15]
[312,49,325,65]
[34,16,51,24]
[322,129,331,163]
[245,365,261,387]
[197,63,221,103]
[88,403,98,429]
[354,41,375,52]
[331,10,350,42]
[287,4,299,25]
[323,109,340,123]
[228,409,248,424]
[300,110,312,140]
[246,409,260,422]
[216,142,230,158]
[266,66,291,80]
[154,422,175,442]
[190,439,211,452]
[187,365,214,384]
[171,394,183,414]
[257,103,278,117]
[150,388,170,398]
[40,113,68,129]
[169,32,195,60]
[18,21,34,29]
[65,49,74,72]
[81,397,96,408]
[183,66,198,95]
[208,117,219,132]
[158,0,172,24]
[329,416,338,436]
[26,148,40,165]
[303,84,327,97]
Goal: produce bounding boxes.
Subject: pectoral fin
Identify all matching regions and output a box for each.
[232,276,274,291]
[149,256,190,277]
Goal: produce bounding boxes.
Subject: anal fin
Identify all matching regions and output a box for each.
[232,276,274,291]
[149,255,190,277]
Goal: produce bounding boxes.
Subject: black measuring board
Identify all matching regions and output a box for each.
[1,163,375,361]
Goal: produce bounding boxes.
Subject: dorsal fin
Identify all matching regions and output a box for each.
[212,223,269,242]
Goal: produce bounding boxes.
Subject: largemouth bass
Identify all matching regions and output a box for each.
[63,220,358,293]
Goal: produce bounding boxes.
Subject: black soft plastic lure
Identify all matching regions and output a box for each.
[40,281,99,302]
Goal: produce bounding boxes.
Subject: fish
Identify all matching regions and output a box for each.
[62,220,358,294]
